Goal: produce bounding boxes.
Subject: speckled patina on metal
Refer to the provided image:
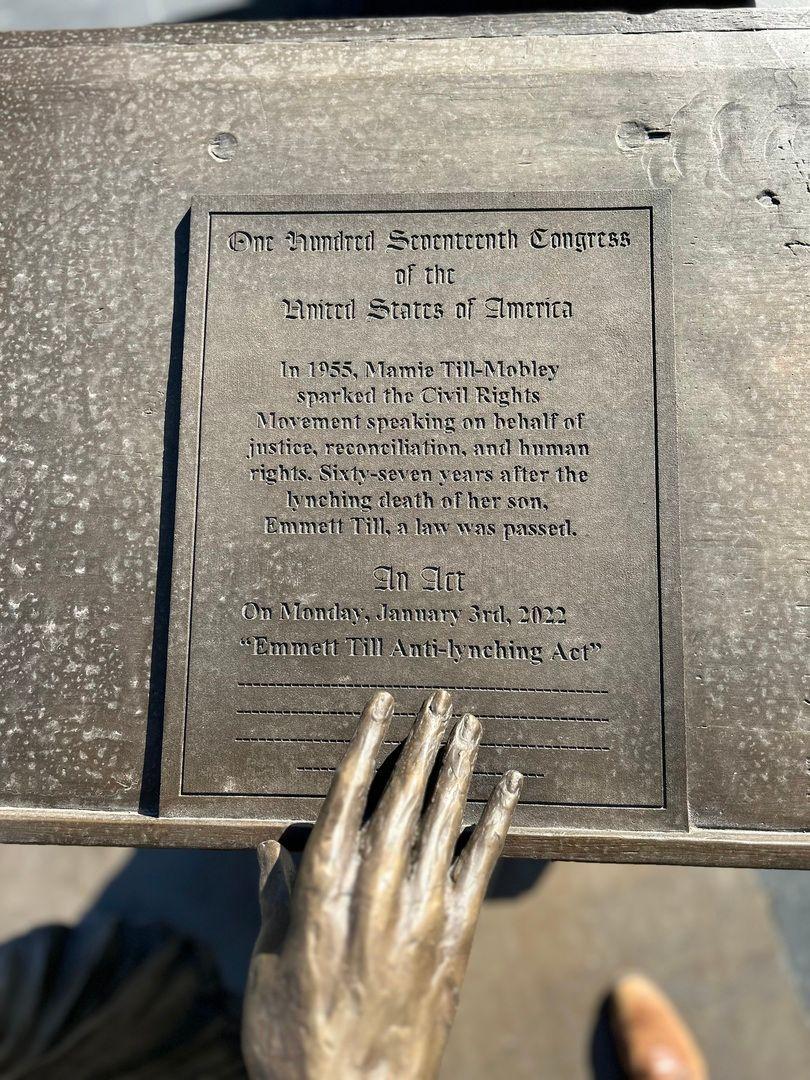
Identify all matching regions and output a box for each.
[159,192,685,836]
[0,12,808,862]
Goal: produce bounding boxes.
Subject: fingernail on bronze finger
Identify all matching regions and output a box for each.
[428,688,453,718]
[504,769,523,796]
[457,713,482,747]
[257,839,281,873]
[370,690,394,721]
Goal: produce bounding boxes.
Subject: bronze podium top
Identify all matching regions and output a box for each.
[0,10,808,866]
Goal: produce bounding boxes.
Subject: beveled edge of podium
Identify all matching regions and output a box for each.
[0,808,807,869]
[0,8,808,50]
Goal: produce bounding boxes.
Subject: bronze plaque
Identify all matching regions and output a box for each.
[162,192,684,831]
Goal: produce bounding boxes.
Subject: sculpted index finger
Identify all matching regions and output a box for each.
[297,691,394,894]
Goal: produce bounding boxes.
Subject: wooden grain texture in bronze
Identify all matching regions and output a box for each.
[0,12,807,864]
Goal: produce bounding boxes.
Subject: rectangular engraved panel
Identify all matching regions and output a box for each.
[162,192,684,830]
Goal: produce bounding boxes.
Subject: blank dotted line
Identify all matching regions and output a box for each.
[297,767,546,778]
[238,709,376,717]
[235,708,608,723]
[473,771,546,779]
[237,682,608,694]
[236,737,366,744]
[474,715,608,723]
[236,737,609,752]
[482,742,608,752]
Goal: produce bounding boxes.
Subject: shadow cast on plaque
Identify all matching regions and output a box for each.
[139,210,191,816]
[373,742,549,900]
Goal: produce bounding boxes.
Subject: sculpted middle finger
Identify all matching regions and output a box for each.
[350,691,452,958]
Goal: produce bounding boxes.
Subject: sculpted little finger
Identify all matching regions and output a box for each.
[452,770,523,925]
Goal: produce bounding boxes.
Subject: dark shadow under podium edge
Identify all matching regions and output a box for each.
[86,847,547,998]
[190,0,755,22]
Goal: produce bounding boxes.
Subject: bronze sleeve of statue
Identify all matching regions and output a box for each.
[242,689,523,1079]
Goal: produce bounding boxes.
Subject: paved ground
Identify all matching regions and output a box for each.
[445,861,810,1078]
[0,844,807,1078]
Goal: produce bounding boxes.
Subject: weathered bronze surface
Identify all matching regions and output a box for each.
[0,12,808,864]
[162,192,684,835]
[242,691,522,1080]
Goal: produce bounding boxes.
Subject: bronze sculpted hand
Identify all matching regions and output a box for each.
[242,690,523,1079]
